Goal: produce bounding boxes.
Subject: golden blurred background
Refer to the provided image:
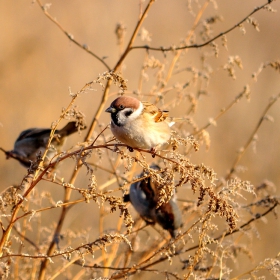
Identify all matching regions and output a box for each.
[0,0,279,278]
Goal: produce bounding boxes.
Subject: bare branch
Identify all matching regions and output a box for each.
[35,0,111,70]
[131,0,273,52]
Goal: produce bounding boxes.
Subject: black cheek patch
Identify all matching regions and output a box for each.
[125,109,133,117]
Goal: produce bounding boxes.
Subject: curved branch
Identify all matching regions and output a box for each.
[0,198,278,280]
[130,0,273,52]
[36,6,157,274]
[113,0,155,71]
[227,93,280,178]
[193,86,250,136]
[111,199,279,278]
[35,0,111,70]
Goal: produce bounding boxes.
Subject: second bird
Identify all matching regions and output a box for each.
[124,165,182,238]
[9,121,82,167]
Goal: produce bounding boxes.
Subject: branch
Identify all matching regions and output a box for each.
[112,199,279,278]
[37,6,158,271]
[227,93,280,178]
[0,198,278,279]
[12,225,41,253]
[130,0,273,52]
[113,0,155,71]
[35,0,111,70]
[193,86,250,135]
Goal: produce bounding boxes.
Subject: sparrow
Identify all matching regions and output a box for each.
[6,121,83,168]
[124,165,182,238]
[105,96,178,152]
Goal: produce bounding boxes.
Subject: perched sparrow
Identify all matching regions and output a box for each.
[124,165,182,238]
[7,121,83,168]
[105,96,178,152]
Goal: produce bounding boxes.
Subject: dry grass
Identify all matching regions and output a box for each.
[0,0,280,279]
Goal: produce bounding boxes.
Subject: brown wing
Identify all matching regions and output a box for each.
[138,178,157,207]
[142,101,169,123]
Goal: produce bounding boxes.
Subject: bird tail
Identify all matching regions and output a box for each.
[58,122,81,137]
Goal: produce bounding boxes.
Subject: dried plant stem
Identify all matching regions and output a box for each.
[113,0,155,72]
[98,125,124,188]
[109,214,205,279]
[0,199,277,278]
[71,269,86,280]
[194,86,250,135]
[114,201,278,277]
[1,1,278,278]
[87,162,115,174]
[99,204,107,275]
[35,10,159,277]
[206,232,227,278]
[219,250,225,280]
[231,252,280,279]
[122,219,144,267]
[104,217,124,277]
[1,234,130,260]
[0,205,21,257]
[165,0,210,84]
[0,157,53,257]
[227,93,280,178]
[12,224,40,252]
[51,252,111,280]
[37,144,163,277]
[34,91,80,180]
[38,82,103,279]
[98,177,119,191]
[36,0,111,70]
[49,256,84,280]
[16,199,85,221]
[13,198,31,279]
[84,80,112,144]
[131,0,273,52]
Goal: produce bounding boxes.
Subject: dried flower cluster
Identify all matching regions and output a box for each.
[0,0,279,279]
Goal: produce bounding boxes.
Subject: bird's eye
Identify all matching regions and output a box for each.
[119,105,124,109]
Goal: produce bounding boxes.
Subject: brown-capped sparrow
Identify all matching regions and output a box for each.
[124,165,182,238]
[7,121,83,168]
[105,96,180,152]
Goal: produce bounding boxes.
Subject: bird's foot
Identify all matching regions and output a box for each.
[150,147,157,158]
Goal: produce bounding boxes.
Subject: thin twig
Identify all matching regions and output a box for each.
[118,200,279,277]
[231,252,280,279]
[12,225,41,253]
[36,0,111,70]
[193,86,250,135]
[0,199,277,280]
[37,82,95,279]
[131,0,273,52]
[227,93,280,179]
[164,0,210,84]
[113,0,155,72]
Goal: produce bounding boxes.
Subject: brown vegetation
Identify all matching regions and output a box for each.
[0,0,279,279]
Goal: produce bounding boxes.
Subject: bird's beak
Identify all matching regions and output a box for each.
[105,107,116,113]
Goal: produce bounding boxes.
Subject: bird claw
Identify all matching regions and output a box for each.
[150,147,157,158]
